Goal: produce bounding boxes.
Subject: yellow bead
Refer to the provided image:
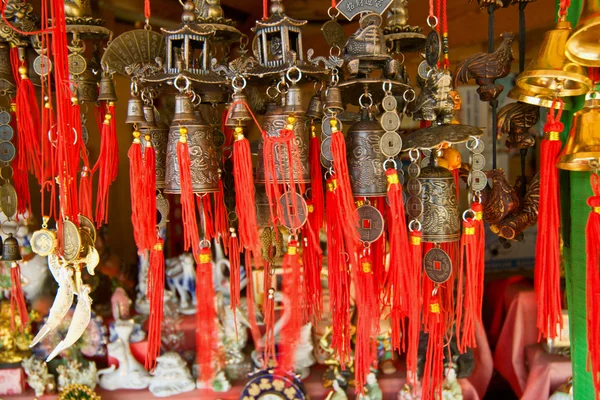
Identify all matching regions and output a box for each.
[132,130,141,139]
[179,126,188,135]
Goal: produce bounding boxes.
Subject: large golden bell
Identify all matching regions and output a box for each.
[507,85,573,110]
[556,95,600,171]
[517,20,591,97]
[565,0,600,67]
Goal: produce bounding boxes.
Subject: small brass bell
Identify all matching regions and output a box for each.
[173,93,196,123]
[149,117,169,189]
[325,86,344,113]
[565,0,600,67]
[516,19,591,97]
[143,105,157,128]
[305,93,324,120]
[419,162,460,243]
[0,44,15,95]
[226,92,252,127]
[283,85,304,115]
[97,73,118,102]
[346,110,387,197]
[125,95,147,125]
[557,94,600,171]
[507,85,573,110]
[2,233,21,261]
[76,67,99,103]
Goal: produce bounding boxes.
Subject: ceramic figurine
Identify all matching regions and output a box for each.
[360,372,383,400]
[326,379,348,400]
[213,241,247,300]
[295,323,316,380]
[22,356,55,397]
[442,366,463,400]
[111,287,132,319]
[56,359,98,391]
[166,253,197,315]
[97,319,151,391]
[160,293,184,353]
[549,378,573,400]
[135,251,150,314]
[196,369,232,392]
[398,383,421,400]
[217,293,249,365]
[148,352,196,397]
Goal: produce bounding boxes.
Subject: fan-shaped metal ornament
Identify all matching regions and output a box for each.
[101,29,166,77]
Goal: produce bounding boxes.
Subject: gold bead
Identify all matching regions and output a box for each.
[179,126,188,135]
[18,65,27,76]
[132,129,141,139]
[103,113,112,124]
[108,101,115,107]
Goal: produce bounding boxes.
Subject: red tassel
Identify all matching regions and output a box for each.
[325,177,352,363]
[128,128,146,251]
[143,136,157,249]
[385,168,412,352]
[10,263,28,332]
[94,105,118,226]
[309,122,324,230]
[243,251,263,348]
[406,231,422,387]
[353,250,380,392]
[455,217,479,352]
[303,211,323,322]
[10,47,41,183]
[278,240,303,373]
[177,127,200,256]
[421,282,446,400]
[586,175,600,395]
[198,195,215,241]
[262,262,276,368]
[78,167,93,220]
[229,228,241,313]
[196,247,216,382]
[535,99,564,340]
[214,179,229,249]
[232,127,261,253]
[146,240,165,371]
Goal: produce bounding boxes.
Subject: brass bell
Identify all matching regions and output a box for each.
[143,105,157,128]
[325,86,344,113]
[565,0,600,67]
[76,67,99,103]
[0,44,15,95]
[255,184,271,228]
[305,93,324,120]
[346,110,387,197]
[125,95,147,125]
[164,112,220,194]
[226,92,252,127]
[149,117,169,189]
[172,93,196,123]
[419,162,460,243]
[256,102,310,184]
[516,19,591,97]
[2,233,21,261]
[507,85,573,110]
[557,94,600,171]
[283,85,304,115]
[97,73,118,102]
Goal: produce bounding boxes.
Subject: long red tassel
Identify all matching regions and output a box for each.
[535,99,563,340]
[303,212,323,322]
[145,240,164,371]
[143,136,157,250]
[196,247,216,382]
[406,231,422,387]
[421,280,446,400]
[586,174,600,396]
[262,264,276,368]
[385,168,412,352]
[12,103,31,216]
[94,105,118,226]
[198,195,215,241]
[309,122,324,230]
[10,263,28,332]
[78,167,93,220]
[177,127,200,256]
[278,240,303,373]
[11,47,41,183]
[128,128,146,251]
[214,179,229,249]
[229,228,241,313]
[233,126,261,253]
[455,217,478,352]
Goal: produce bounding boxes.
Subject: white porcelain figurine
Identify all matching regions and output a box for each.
[149,352,196,397]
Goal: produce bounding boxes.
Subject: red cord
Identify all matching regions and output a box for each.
[144,0,151,20]
[559,0,570,17]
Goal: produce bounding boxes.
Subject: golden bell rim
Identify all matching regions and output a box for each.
[565,15,600,67]
[507,86,573,110]
[516,69,592,97]
[556,152,600,171]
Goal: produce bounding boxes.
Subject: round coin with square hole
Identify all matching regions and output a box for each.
[421,157,431,168]
[321,136,333,161]
[469,138,484,154]
[279,192,308,230]
[382,95,398,112]
[0,111,10,125]
[0,141,15,162]
[406,197,423,218]
[469,170,488,192]
[68,54,87,75]
[471,153,485,170]
[407,178,422,196]
[418,60,432,79]
[33,55,52,76]
[381,111,401,132]
[424,248,452,284]
[380,131,402,157]
[0,125,13,141]
[321,117,341,137]
[355,205,384,243]
[408,163,421,178]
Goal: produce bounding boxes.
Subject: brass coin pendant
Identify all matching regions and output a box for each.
[380,131,403,158]
[78,214,97,243]
[0,110,11,125]
[279,192,308,230]
[425,30,440,67]
[382,95,398,112]
[0,182,17,218]
[406,197,423,219]
[62,220,81,262]
[33,55,52,76]
[321,19,346,49]
[471,153,486,171]
[0,141,15,163]
[469,170,488,192]
[0,124,14,141]
[424,248,452,284]
[406,178,422,196]
[407,163,421,178]
[380,111,401,132]
[355,205,385,243]
[67,54,87,75]
[31,228,57,257]
[321,136,333,162]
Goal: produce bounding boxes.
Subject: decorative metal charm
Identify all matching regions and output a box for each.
[355,204,384,243]
[497,102,539,149]
[403,124,484,151]
[2,233,21,261]
[156,193,170,230]
[31,228,57,257]
[102,29,166,78]
[61,220,82,262]
[336,0,393,21]
[425,31,440,67]
[384,0,426,53]
[409,68,454,125]
[557,94,600,171]
[419,164,460,243]
[279,191,308,230]
[0,182,17,218]
[424,247,452,283]
[78,215,96,243]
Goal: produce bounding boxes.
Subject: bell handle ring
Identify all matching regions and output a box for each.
[232,75,247,92]
[0,219,19,236]
[286,66,302,85]
[408,219,422,232]
[173,75,191,93]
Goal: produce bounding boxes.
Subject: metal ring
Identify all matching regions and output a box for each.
[404,89,416,103]
[239,34,249,49]
[363,241,371,249]
[314,81,324,94]
[227,211,238,222]
[130,81,139,96]
[286,66,302,84]
[397,52,405,65]
[173,75,190,92]
[408,219,422,232]
[383,158,397,170]
[330,73,339,86]
[432,286,439,297]
[359,93,374,109]
[427,15,439,28]
[289,233,298,243]
[327,6,340,19]
[382,80,393,93]
[232,75,246,91]
[266,85,278,99]
[472,192,482,204]
[462,209,476,222]
[199,239,211,249]
[330,45,342,58]
[0,165,13,181]
[409,149,420,162]
[276,79,288,93]
[342,252,350,263]
[0,220,18,236]
[466,136,481,151]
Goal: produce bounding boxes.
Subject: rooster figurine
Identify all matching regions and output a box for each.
[453,32,515,102]
[497,102,540,149]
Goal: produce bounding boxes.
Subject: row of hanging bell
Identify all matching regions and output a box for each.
[565,0,600,67]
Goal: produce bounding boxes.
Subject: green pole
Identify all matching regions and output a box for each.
[558,0,595,397]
